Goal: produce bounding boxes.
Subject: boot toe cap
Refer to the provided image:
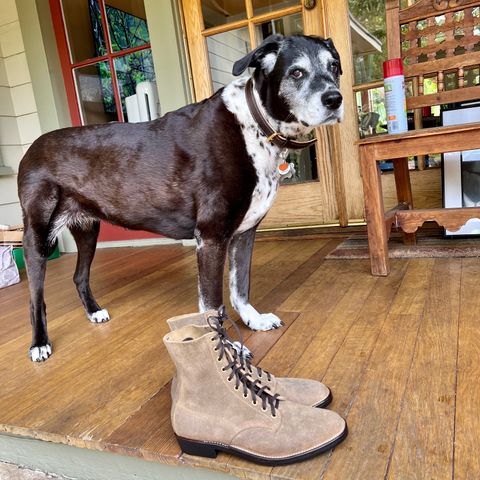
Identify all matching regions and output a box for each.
[230,404,347,463]
[276,377,332,407]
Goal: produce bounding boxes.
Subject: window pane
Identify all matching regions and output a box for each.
[202,0,247,28]
[74,62,118,124]
[114,49,156,121]
[207,27,250,92]
[106,0,150,52]
[356,87,386,138]
[349,0,387,85]
[61,0,106,62]
[252,0,300,16]
[255,11,303,42]
[281,145,319,185]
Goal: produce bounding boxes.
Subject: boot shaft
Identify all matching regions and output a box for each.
[164,325,277,441]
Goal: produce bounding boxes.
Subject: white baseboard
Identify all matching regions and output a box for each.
[58,230,184,253]
[181,239,196,247]
[96,238,181,249]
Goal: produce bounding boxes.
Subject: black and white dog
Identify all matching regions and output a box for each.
[18,34,343,362]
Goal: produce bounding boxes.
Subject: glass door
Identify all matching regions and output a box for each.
[182,0,353,229]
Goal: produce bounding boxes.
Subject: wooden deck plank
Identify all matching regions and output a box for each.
[278,257,369,313]
[1,240,296,438]
[0,245,173,310]
[452,258,480,480]
[255,239,343,313]
[386,258,461,479]
[0,238,474,480]
[321,259,435,478]
[273,259,409,480]
[247,239,329,310]
[0,246,196,344]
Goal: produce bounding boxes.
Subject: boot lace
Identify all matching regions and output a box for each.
[207,308,281,417]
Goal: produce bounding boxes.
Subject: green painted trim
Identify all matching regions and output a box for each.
[0,433,235,480]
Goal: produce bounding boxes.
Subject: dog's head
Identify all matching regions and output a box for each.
[233,34,343,128]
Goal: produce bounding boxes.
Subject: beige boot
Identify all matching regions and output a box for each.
[167,308,332,408]
[164,324,347,465]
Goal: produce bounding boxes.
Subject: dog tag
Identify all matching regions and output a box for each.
[278,162,294,179]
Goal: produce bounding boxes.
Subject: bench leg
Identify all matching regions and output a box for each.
[393,157,416,245]
[360,146,390,276]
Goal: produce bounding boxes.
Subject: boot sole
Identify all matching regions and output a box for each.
[176,424,348,466]
[313,390,332,408]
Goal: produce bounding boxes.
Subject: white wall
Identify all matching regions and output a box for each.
[0,0,41,225]
[207,29,249,92]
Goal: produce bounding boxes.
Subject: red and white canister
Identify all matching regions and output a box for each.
[383,58,408,134]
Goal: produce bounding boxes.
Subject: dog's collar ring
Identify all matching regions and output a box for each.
[245,78,317,151]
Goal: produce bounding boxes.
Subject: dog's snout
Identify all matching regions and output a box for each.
[322,91,343,110]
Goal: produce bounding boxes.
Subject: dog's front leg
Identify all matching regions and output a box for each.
[195,232,229,312]
[228,227,283,331]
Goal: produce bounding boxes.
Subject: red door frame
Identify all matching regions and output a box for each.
[49,0,161,242]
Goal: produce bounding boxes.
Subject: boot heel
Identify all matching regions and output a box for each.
[176,435,219,458]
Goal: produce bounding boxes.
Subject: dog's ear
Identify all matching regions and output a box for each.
[232,34,284,76]
[324,37,343,75]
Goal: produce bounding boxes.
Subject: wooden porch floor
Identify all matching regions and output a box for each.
[1,237,479,479]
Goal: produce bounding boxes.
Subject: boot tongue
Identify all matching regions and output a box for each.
[223,346,283,416]
[207,310,277,384]
[210,323,283,416]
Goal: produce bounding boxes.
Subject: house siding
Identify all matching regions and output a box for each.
[0,0,41,225]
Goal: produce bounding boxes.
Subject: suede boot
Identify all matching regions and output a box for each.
[167,309,332,408]
[164,323,347,465]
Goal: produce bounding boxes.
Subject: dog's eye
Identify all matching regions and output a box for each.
[290,69,303,79]
[331,63,340,76]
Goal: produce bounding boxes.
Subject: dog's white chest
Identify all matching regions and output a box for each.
[222,78,283,234]
[237,168,279,233]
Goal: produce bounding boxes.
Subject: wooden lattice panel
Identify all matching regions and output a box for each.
[400,3,480,65]
[386,0,480,107]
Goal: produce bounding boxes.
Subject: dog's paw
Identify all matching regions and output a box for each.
[29,344,52,362]
[88,309,110,323]
[246,312,283,331]
[228,340,253,360]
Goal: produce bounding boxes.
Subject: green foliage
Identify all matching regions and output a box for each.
[349,0,387,84]
[349,0,387,41]
[106,5,149,52]
[89,1,154,119]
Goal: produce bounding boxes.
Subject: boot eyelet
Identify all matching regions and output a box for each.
[234,386,239,390]
[252,401,257,406]
[262,407,267,412]
[271,413,277,418]
[221,367,226,371]
[217,357,222,362]
[243,393,248,398]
